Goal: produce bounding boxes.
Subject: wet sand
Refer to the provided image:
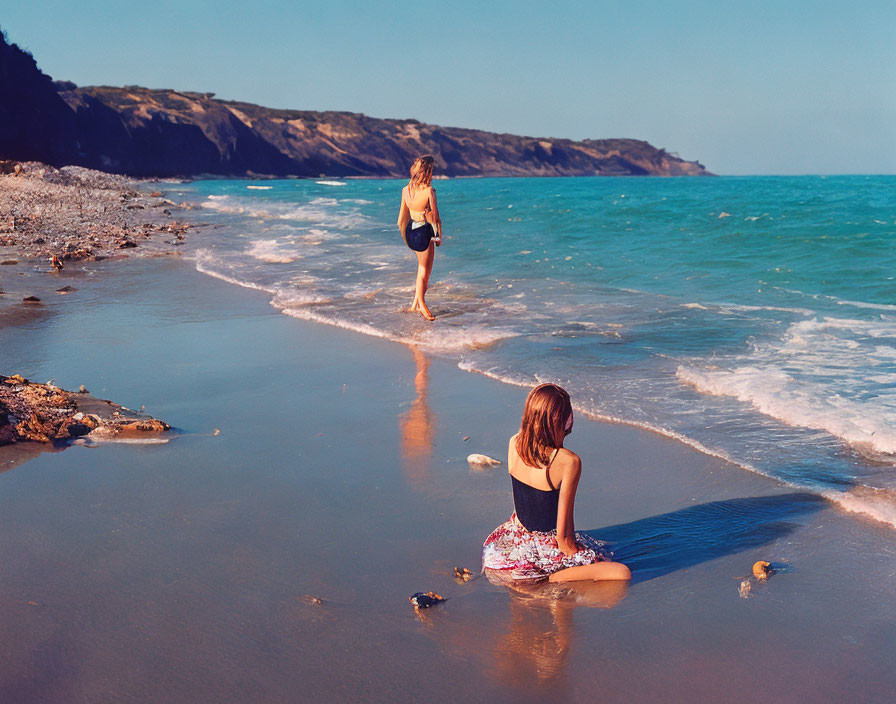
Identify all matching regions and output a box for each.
[1,257,894,703]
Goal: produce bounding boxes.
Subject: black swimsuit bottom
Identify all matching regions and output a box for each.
[404,221,435,252]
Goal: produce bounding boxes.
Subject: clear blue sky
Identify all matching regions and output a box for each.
[4,1,894,174]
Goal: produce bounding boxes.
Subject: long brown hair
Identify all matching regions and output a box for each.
[408,155,434,193]
[515,384,573,468]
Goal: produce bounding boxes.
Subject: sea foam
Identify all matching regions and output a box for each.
[247,239,298,263]
[203,195,366,230]
[677,315,896,457]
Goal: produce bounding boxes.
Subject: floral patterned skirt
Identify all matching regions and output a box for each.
[481,513,612,582]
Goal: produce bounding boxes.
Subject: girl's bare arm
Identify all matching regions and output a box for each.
[397,187,410,233]
[429,188,442,237]
[555,453,582,556]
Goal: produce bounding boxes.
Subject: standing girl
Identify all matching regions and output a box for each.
[397,155,442,321]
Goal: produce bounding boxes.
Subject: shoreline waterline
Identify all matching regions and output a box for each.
[192,242,896,530]
[171,174,896,531]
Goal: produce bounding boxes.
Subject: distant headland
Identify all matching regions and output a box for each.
[0,29,711,179]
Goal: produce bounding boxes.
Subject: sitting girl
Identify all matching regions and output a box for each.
[482,384,631,583]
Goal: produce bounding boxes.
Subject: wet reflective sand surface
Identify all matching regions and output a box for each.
[0,259,894,703]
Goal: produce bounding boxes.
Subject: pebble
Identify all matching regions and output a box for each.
[453,566,474,582]
[409,592,445,610]
[752,561,773,580]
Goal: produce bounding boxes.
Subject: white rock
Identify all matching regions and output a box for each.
[467,453,502,468]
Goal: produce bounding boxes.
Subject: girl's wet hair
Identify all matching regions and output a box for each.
[515,384,573,468]
[409,154,435,192]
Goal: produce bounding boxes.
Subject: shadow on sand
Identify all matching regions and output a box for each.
[586,492,827,584]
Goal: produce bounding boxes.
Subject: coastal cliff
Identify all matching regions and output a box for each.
[1,29,710,178]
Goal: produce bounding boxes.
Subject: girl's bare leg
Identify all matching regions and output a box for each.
[411,242,435,320]
[548,561,631,583]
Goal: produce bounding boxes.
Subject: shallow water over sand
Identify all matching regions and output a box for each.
[1,259,894,702]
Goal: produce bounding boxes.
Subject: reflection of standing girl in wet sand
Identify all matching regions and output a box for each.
[399,346,435,489]
[397,155,442,321]
[483,384,631,583]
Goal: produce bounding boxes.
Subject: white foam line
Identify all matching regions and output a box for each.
[677,364,896,456]
[279,305,396,342]
[835,298,896,312]
[718,303,816,316]
[193,258,278,295]
[774,287,896,313]
[277,303,517,352]
[76,436,172,445]
[820,486,896,529]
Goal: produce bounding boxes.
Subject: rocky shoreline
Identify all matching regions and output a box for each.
[0,160,194,265]
[0,374,170,446]
[1,161,183,458]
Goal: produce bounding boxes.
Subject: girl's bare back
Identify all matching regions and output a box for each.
[404,184,433,222]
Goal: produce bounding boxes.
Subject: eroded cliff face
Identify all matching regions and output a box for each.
[1,29,710,178]
[58,86,710,177]
[0,31,79,163]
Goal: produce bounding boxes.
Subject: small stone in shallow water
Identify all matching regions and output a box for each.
[409,592,445,610]
[739,579,752,599]
[22,296,41,303]
[56,285,76,294]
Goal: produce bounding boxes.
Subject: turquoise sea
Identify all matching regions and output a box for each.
[175,175,896,528]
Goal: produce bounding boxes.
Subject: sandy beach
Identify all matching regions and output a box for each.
[4,2,894,699]
[0,163,193,265]
[1,249,894,703]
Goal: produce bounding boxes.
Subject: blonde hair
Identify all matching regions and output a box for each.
[515,384,573,468]
[409,155,434,193]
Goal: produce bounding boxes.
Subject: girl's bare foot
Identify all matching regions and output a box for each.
[418,303,435,321]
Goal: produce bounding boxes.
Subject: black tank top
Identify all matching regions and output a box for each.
[511,450,560,532]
